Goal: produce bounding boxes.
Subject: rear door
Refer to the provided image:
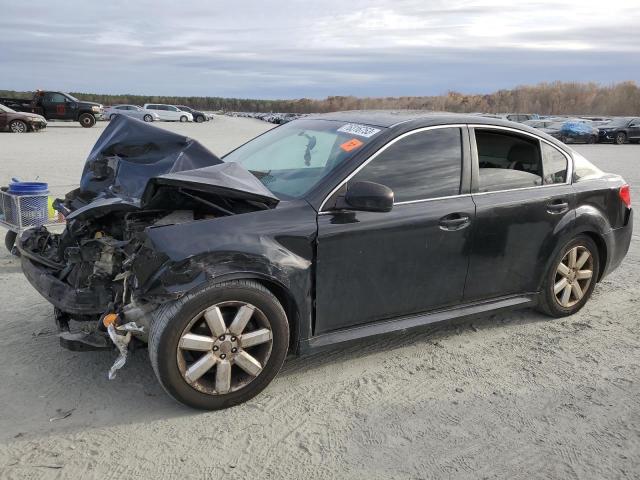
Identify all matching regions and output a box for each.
[315,126,475,334]
[464,126,574,301]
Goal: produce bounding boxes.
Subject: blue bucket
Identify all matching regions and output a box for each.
[5,180,49,227]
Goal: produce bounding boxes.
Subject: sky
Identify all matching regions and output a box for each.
[1,0,639,99]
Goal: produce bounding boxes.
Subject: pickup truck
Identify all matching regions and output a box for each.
[0,91,104,127]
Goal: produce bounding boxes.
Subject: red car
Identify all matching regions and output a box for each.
[0,103,47,132]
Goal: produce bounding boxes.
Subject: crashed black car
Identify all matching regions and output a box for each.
[19,113,632,409]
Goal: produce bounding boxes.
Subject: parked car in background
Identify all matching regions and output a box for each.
[0,103,47,132]
[176,106,209,123]
[18,113,632,409]
[541,120,599,144]
[143,104,193,122]
[103,105,160,122]
[598,117,640,144]
[0,90,103,127]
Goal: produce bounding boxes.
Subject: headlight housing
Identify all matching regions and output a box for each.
[91,106,101,112]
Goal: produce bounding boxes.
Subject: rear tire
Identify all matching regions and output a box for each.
[537,235,599,318]
[143,114,153,122]
[9,120,28,133]
[615,132,627,145]
[79,113,96,128]
[149,279,289,410]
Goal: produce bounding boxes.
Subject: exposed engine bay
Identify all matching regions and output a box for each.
[17,115,279,376]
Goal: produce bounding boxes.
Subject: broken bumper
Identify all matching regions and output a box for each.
[20,255,112,316]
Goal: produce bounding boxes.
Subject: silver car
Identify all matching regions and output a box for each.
[104,105,160,122]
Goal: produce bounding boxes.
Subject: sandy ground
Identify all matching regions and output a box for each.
[0,119,639,479]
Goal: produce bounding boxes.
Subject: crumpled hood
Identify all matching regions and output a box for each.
[142,162,279,209]
[80,114,222,201]
[67,114,278,218]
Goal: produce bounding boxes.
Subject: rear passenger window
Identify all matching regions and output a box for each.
[541,143,568,184]
[350,128,462,203]
[475,129,542,193]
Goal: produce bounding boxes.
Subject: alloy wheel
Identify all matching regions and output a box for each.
[176,301,273,395]
[553,245,594,308]
[10,121,27,133]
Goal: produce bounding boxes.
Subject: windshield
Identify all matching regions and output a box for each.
[0,104,16,113]
[223,119,384,199]
[604,118,631,127]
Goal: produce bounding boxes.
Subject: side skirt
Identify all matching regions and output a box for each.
[299,294,538,353]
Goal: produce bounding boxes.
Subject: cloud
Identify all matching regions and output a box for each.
[0,0,638,98]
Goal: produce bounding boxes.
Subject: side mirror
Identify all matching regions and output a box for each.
[342,181,394,212]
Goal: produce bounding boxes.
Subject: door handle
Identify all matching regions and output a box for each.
[546,200,569,214]
[439,213,471,231]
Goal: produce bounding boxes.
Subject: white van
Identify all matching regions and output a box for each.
[143,104,193,122]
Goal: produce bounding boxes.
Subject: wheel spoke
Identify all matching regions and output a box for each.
[240,328,272,348]
[568,247,578,268]
[215,360,231,394]
[184,352,217,383]
[576,269,593,280]
[228,305,255,336]
[571,281,584,300]
[557,262,571,278]
[234,350,262,376]
[204,306,227,337]
[179,333,214,351]
[561,284,572,306]
[554,277,569,295]
[575,251,590,270]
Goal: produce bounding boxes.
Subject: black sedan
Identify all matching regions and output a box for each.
[18,113,633,409]
[176,105,209,123]
[598,117,640,144]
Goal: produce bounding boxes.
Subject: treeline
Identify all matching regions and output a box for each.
[2,81,639,115]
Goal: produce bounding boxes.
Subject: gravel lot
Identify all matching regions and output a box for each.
[0,119,638,479]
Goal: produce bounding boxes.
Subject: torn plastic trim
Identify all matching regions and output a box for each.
[107,323,132,379]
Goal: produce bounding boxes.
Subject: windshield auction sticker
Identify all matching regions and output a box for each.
[337,123,381,138]
[340,138,364,152]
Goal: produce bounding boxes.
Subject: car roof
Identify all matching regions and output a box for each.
[306,110,537,129]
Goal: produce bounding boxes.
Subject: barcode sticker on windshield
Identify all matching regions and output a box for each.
[337,123,381,138]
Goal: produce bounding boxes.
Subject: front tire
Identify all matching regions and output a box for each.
[143,114,153,122]
[180,115,188,122]
[149,279,289,410]
[615,132,627,145]
[195,115,205,123]
[79,113,96,128]
[537,235,599,317]
[9,120,28,133]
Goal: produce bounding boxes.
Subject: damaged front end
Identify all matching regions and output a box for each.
[18,115,279,376]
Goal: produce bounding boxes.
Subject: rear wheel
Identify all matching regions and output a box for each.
[143,114,153,122]
[79,113,96,128]
[9,120,28,133]
[615,132,627,145]
[537,235,599,317]
[180,115,188,122]
[149,280,289,409]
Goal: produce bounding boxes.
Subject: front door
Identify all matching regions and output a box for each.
[464,127,575,301]
[628,118,640,141]
[315,126,475,334]
[41,92,68,119]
